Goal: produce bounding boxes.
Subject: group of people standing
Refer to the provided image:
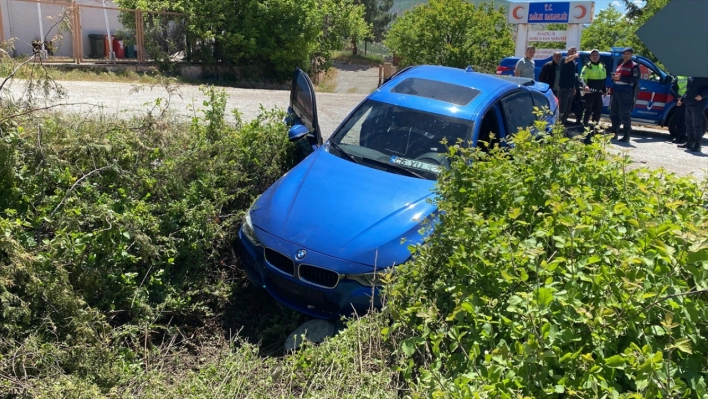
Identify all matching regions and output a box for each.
[514,46,707,153]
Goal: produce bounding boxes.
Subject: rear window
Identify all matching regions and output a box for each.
[391,78,480,106]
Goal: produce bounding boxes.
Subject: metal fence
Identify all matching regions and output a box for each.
[0,0,186,64]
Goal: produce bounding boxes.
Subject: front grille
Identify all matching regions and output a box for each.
[299,264,340,289]
[264,248,294,275]
[268,272,340,315]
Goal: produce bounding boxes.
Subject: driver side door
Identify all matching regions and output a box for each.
[632,60,671,122]
[287,68,323,160]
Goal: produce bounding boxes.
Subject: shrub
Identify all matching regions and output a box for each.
[0,86,297,392]
[386,128,708,398]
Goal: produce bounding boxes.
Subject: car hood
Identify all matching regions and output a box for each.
[251,148,437,268]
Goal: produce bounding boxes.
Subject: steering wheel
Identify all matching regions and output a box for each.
[415,152,449,168]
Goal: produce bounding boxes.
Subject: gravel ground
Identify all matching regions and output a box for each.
[3,73,706,180]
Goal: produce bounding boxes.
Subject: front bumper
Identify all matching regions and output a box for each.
[236,227,383,319]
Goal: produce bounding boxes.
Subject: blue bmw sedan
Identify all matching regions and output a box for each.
[238,65,557,319]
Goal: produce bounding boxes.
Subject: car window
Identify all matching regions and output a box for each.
[331,100,474,179]
[639,62,662,82]
[531,92,552,118]
[477,106,502,151]
[391,78,481,106]
[500,92,536,135]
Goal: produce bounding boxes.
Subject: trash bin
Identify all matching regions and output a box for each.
[88,34,105,59]
[125,44,138,59]
[103,35,115,57]
[112,38,125,59]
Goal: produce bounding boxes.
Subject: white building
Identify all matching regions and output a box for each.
[1,0,125,58]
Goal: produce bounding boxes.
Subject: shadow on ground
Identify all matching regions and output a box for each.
[222,252,313,357]
[332,61,379,72]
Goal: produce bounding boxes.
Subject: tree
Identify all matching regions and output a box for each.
[385,0,513,72]
[352,0,395,55]
[115,0,369,80]
[624,0,669,62]
[580,5,633,52]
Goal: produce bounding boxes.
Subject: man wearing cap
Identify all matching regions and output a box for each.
[579,49,607,128]
[678,76,708,153]
[610,47,640,142]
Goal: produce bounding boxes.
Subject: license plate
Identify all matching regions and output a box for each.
[389,156,441,173]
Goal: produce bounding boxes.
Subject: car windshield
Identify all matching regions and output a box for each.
[328,100,473,180]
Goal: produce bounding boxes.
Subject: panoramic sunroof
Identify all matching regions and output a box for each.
[391,77,480,106]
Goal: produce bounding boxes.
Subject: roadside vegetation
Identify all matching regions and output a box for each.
[387,123,708,397]
[2,69,707,396]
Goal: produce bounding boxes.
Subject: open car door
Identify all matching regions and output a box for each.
[287,68,322,152]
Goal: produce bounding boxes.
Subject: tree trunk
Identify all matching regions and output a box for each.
[352,38,358,56]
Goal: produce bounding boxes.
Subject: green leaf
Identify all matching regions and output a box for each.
[604,354,626,369]
[650,325,666,336]
[401,337,425,356]
[672,338,693,354]
[535,287,553,309]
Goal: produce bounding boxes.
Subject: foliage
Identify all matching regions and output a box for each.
[115,0,370,80]
[0,84,300,393]
[624,0,670,68]
[359,0,396,43]
[1,311,398,398]
[386,124,708,398]
[385,0,513,73]
[581,6,634,52]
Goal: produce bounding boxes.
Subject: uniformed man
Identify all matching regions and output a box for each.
[678,77,708,153]
[670,75,689,143]
[610,47,640,142]
[580,49,607,128]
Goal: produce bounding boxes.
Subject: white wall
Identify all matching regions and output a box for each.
[1,0,125,58]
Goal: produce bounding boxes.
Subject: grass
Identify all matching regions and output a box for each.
[314,67,338,93]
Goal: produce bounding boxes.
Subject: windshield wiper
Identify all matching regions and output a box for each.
[326,141,360,164]
[361,156,426,179]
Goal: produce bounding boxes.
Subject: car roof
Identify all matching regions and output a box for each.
[369,65,541,120]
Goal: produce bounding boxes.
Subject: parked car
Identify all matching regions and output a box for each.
[497,49,708,136]
[237,65,558,319]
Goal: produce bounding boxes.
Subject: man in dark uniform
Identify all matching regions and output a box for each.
[670,75,689,144]
[610,47,640,142]
[678,77,708,153]
[558,47,580,126]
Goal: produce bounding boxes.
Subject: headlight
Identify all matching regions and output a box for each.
[241,203,262,247]
[347,269,393,287]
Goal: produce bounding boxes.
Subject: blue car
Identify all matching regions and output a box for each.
[237,65,557,319]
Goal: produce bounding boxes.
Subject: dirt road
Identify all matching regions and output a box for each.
[3,72,706,180]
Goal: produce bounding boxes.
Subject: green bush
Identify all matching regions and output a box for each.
[387,128,708,398]
[0,86,297,392]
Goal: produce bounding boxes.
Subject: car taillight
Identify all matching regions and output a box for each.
[496,66,512,75]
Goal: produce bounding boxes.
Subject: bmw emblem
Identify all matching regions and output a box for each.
[296,249,307,260]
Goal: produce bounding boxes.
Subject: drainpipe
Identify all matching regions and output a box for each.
[102,0,114,60]
[36,0,47,59]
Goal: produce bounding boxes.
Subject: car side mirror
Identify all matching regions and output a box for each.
[288,124,310,142]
